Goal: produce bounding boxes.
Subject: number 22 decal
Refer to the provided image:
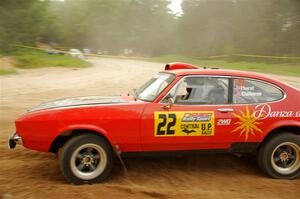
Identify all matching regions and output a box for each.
[156,113,176,135]
[154,111,215,136]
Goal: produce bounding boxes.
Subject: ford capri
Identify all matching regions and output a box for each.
[9,62,300,184]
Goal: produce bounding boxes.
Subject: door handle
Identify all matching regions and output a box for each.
[217,108,234,113]
[161,104,171,110]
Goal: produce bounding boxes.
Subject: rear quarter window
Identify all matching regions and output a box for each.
[233,78,284,104]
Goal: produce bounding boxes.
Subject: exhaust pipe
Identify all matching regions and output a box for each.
[8,133,23,149]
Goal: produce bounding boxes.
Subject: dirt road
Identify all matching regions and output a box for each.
[0,57,299,199]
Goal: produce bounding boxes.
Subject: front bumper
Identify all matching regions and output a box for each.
[8,133,23,149]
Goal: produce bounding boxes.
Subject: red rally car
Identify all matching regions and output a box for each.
[9,63,300,184]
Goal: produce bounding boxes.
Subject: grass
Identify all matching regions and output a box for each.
[13,49,91,69]
[0,68,16,75]
[152,54,300,76]
[0,53,16,75]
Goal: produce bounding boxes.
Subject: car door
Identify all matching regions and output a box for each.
[141,76,236,151]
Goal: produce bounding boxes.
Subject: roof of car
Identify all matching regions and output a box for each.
[162,62,279,82]
[163,69,291,91]
[167,68,259,77]
[163,68,286,87]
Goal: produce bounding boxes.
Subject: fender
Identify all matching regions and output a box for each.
[263,119,300,140]
[55,124,117,146]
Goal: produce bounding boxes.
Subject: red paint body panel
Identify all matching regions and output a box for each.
[16,102,148,152]
[14,66,300,153]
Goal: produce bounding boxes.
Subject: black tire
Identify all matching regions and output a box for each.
[59,134,113,184]
[257,132,300,179]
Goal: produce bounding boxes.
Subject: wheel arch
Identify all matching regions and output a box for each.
[49,125,115,153]
[259,123,300,149]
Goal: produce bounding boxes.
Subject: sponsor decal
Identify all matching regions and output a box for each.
[182,113,212,122]
[217,119,231,126]
[154,111,214,136]
[231,106,263,141]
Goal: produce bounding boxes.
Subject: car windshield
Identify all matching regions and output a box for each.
[136,73,175,102]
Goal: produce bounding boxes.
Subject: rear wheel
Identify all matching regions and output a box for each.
[257,133,300,179]
[59,134,113,184]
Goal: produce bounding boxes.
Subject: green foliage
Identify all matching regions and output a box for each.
[0,0,300,58]
[0,68,16,75]
[153,54,300,76]
[13,49,91,68]
[0,0,54,52]
[46,0,173,55]
[178,0,300,57]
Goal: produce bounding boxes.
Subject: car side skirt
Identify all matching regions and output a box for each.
[121,142,260,157]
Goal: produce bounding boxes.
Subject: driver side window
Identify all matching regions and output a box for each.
[163,77,229,105]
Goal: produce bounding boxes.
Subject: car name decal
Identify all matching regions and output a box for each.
[253,103,300,119]
[154,111,215,136]
[217,119,231,126]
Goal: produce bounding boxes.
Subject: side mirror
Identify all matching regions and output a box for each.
[162,97,174,110]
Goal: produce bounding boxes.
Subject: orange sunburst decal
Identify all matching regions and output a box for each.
[231,106,263,141]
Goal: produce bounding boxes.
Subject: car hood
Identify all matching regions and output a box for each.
[27,96,127,112]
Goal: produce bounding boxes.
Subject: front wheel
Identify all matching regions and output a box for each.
[257,133,300,179]
[59,134,113,184]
